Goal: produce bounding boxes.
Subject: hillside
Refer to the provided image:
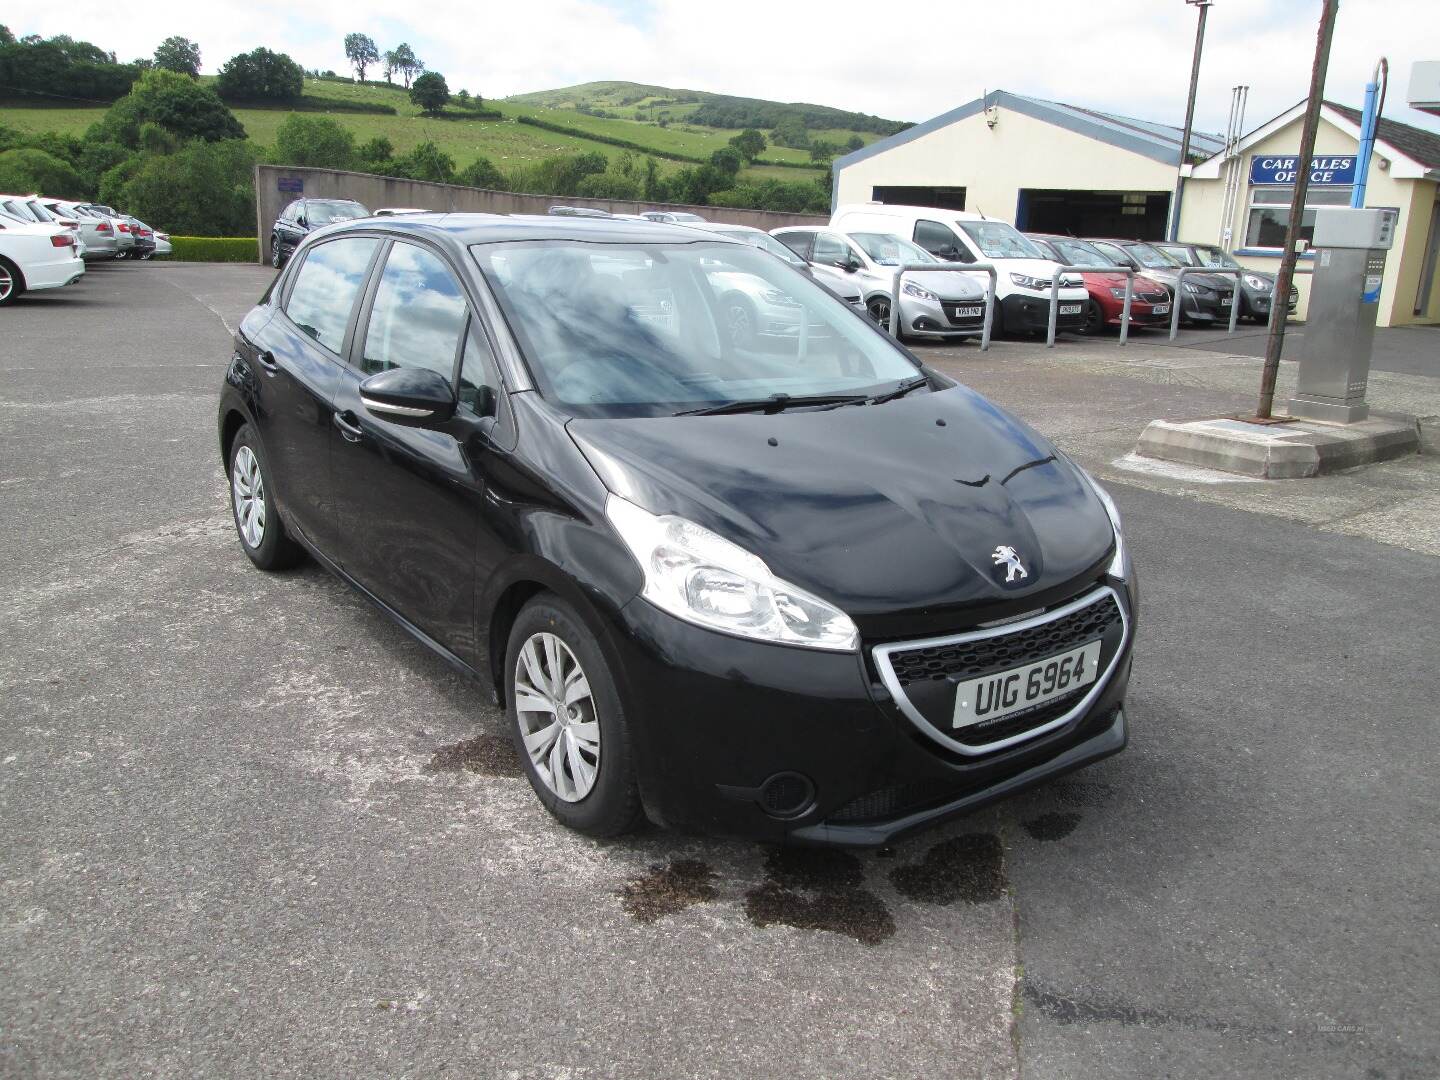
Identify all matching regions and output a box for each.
[0,76,880,184]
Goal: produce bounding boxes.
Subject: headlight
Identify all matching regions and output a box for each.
[1010,273,1046,290]
[1243,274,1270,291]
[761,288,799,306]
[1183,281,1209,295]
[605,494,859,651]
[1077,470,1131,583]
[1109,287,1129,300]
[902,280,939,302]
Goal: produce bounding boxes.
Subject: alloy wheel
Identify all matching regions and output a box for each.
[513,632,599,802]
[0,265,12,303]
[231,445,266,549]
[271,238,282,268]
[725,304,753,347]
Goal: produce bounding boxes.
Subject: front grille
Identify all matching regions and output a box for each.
[886,594,1120,687]
[829,778,963,823]
[873,588,1126,756]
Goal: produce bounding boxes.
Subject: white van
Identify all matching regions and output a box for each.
[831,204,1089,336]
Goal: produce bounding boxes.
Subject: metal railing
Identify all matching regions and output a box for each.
[1169,266,1242,339]
[887,262,1000,351]
[1046,266,1135,348]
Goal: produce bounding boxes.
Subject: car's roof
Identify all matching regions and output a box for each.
[315,212,736,247]
[679,221,764,236]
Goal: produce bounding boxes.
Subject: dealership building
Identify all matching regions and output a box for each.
[832,90,1440,327]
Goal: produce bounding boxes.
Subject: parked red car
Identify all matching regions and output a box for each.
[1026,234,1172,334]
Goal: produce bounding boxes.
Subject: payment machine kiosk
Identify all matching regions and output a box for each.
[1288,206,1399,423]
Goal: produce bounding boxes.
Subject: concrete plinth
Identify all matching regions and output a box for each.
[1135,413,1420,479]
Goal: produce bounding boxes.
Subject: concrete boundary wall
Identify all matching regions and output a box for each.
[253,165,827,262]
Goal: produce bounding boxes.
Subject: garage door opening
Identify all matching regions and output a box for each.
[1016,189,1170,241]
[872,185,966,210]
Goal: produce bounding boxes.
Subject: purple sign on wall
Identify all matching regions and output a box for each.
[277,177,304,193]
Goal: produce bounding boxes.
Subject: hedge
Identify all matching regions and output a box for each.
[515,115,705,164]
[167,236,259,262]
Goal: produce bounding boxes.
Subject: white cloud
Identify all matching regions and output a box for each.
[8,0,1438,135]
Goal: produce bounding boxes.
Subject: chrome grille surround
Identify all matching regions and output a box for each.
[872,585,1129,757]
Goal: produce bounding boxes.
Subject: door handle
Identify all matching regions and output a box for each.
[333,410,364,442]
[256,350,278,373]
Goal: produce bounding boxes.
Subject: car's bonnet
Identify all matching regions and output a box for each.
[568,385,1114,631]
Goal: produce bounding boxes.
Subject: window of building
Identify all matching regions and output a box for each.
[1244,185,1353,249]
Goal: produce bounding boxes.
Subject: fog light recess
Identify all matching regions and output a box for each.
[759,772,815,819]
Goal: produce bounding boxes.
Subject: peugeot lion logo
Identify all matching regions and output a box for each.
[992,545,1027,583]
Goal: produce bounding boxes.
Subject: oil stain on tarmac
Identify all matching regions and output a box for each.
[620,859,719,923]
[1021,811,1082,841]
[422,733,523,778]
[745,848,895,946]
[888,833,1007,905]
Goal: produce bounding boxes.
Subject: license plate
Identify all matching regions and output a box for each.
[952,305,984,318]
[1059,304,1083,315]
[951,641,1102,729]
[1153,303,1170,315]
[1221,296,1232,306]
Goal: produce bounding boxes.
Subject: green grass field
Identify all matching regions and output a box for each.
[0,77,872,186]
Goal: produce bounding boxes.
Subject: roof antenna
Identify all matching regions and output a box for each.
[975,206,987,220]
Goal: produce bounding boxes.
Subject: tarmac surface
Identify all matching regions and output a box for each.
[2,261,1437,1079]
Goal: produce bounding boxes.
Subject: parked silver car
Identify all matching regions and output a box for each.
[78,203,137,257]
[677,221,865,310]
[40,200,118,260]
[773,226,990,339]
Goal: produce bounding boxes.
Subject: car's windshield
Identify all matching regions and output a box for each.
[1124,243,1182,269]
[1050,237,1115,267]
[1156,244,1200,267]
[474,240,920,418]
[1194,246,1241,269]
[711,228,806,268]
[308,201,368,226]
[958,221,1045,260]
[849,232,936,266]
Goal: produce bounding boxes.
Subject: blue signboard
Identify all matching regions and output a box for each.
[277,177,304,192]
[1249,155,1356,186]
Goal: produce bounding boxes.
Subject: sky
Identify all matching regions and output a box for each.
[8,0,1439,137]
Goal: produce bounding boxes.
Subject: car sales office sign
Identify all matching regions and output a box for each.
[1250,155,1357,186]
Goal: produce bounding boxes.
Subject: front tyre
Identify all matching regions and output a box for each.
[1081,299,1106,335]
[506,594,643,837]
[271,236,285,269]
[227,424,303,571]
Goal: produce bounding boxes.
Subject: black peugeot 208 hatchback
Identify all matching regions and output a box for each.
[218,213,1136,845]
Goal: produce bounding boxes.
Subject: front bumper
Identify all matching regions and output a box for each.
[1095,290,1172,327]
[1001,292,1087,333]
[1180,288,1235,322]
[899,292,988,337]
[605,577,1135,845]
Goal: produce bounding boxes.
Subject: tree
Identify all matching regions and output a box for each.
[727,129,766,162]
[343,33,378,82]
[153,36,200,77]
[393,140,454,183]
[274,114,357,169]
[808,140,838,164]
[844,134,864,152]
[770,116,809,150]
[0,147,85,199]
[409,71,449,115]
[357,135,394,169]
[385,42,421,88]
[457,156,504,189]
[0,26,14,46]
[109,139,259,236]
[708,147,742,179]
[216,47,304,103]
[97,68,245,148]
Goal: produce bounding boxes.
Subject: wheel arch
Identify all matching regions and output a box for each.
[0,253,27,292]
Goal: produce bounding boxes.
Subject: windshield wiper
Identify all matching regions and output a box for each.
[864,376,931,405]
[675,392,869,416]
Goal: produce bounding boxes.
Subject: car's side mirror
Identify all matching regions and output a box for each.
[844,257,862,272]
[359,367,456,427]
[472,384,497,418]
[296,216,307,228]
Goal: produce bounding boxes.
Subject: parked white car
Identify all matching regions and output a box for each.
[0,212,84,305]
[830,204,1089,337]
[0,194,85,257]
[773,225,989,340]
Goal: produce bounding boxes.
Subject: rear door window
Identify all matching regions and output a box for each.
[775,231,813,260]
[284,237,380,354]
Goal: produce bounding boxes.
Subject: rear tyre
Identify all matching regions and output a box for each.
[114,249,128,261]
[227,424,303,571]
[0,258,23,306]
[505,594,643,838]
[139,250,154,261]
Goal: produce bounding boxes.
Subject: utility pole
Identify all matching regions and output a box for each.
[1169,0,1213,242]
[1256,0,1340,419]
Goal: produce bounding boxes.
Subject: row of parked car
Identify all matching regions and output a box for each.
[260,195,1294,345]
[0,193,172,306]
